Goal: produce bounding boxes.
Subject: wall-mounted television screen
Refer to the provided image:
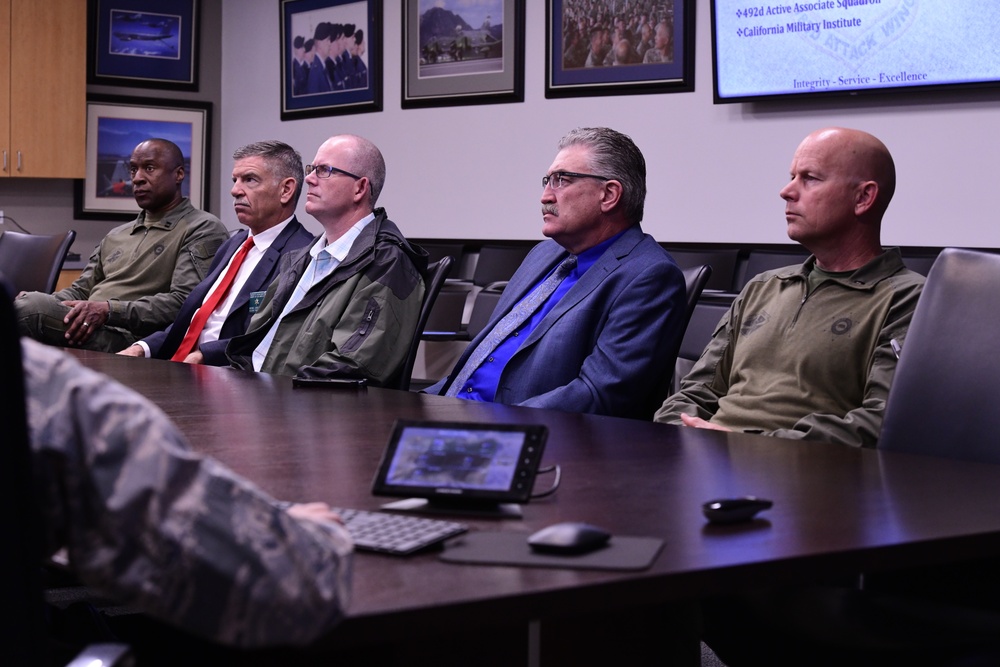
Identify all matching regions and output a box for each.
[711,1,1000,103]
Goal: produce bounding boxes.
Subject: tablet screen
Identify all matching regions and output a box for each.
[372,420,548,505]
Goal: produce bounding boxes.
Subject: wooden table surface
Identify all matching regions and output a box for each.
[67,350,1000,660]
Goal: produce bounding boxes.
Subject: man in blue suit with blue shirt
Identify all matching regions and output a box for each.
[427,127,686,419]
[119,140,313,365]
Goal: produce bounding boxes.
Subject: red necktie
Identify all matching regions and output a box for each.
[171,236,255,361]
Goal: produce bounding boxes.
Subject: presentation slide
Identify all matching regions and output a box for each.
[713,0,1000,100]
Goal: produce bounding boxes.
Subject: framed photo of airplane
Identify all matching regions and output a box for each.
[402,0,524,108]
[545,0,694,99]
[280,0,382,120]
[88,0,200,90]
[74,95,211,221]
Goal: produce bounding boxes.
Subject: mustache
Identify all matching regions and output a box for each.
[541,204,558,216]
[233,198,250,207]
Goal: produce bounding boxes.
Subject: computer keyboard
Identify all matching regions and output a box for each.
[333,508,468,555]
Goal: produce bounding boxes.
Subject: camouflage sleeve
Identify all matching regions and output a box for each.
[22,339,352,648]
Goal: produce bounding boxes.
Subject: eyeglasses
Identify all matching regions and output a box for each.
[305,164,362,180]
[541,171,613,190]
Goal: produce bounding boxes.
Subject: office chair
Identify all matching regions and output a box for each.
[879,248,1000,462]
[703,250,1000,666]
[664,248,738,292]
[668,266,719,394]
[853,248,1000,662]
[419,242,467,277]
[680,265,713,323]
[394,256,453,391]
[1,278,131,666]
[463,244,532,291]
[421,245,532,343]
[0,230,76,294]
[735,248,809,290]
[620,264,714,418]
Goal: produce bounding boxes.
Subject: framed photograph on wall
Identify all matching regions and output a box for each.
[280,0,382,120]
[88,0,200,90]
[545,0,695,98]
[74,95,212,222]
[402,0,525,109]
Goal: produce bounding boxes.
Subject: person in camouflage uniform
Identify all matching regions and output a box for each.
[23,337,353,647]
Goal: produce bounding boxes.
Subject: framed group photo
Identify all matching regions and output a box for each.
[546,0,695,98]
[88,0,200,90]
[74,95,212,221]
[280,0,382,120]
[402,0,525,108]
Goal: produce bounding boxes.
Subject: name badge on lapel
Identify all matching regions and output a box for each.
[248,291,266,314]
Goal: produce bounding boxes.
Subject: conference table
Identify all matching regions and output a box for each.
[67,350,1000,665]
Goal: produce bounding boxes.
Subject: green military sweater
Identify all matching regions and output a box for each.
[54,198,226,337]
[656,248,924,448]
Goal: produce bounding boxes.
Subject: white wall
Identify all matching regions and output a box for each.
[189,2,1000,248]
[0,2,224,262]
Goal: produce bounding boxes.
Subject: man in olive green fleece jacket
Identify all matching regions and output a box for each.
[655,127,924,448]
[15,138,227,352]
[226,134,426,385]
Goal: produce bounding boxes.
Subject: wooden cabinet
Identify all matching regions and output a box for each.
[1,0,86,178]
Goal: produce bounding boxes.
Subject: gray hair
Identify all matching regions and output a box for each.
[233,140,305,207]
[558,127,646,224]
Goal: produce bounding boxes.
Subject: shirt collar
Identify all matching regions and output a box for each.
[573,229,626,275]
[310,212,375,262]
[246,216,293,252]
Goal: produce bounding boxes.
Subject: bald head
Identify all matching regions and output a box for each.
[802,127,896,220]
[137,139,184,171]
[780,127,897,269]
[321,134,386,205]
[305,134,387,239]
[129,138,185,215]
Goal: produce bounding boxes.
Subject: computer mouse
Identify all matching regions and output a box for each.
[702,496,773,524]
[527,522,611,555]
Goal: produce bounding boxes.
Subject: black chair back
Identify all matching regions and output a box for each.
[0,230,76,293]
[879,248,1000,463]
[396,256,453,391]
[470,245,532,290]
[671,296,732,395]
[665,248,738,292]
[736,249,809,290]
[642,265,715,416]
[681,265,712,323]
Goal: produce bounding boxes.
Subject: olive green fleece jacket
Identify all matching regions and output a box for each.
[656,248,924,448]
[53,198,226,337]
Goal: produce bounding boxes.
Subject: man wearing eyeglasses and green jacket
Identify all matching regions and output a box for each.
[227,134,428,386]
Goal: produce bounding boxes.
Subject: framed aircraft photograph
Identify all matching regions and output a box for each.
[280,0,383,120]
[401,0,525,109]
[74,95,211,221]
[88,0,200,90]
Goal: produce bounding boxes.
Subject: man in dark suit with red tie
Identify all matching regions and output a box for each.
[119,140,313,365]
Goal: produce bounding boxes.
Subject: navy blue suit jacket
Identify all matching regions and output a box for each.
[142,218,313,365]
[429,226,686,419]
